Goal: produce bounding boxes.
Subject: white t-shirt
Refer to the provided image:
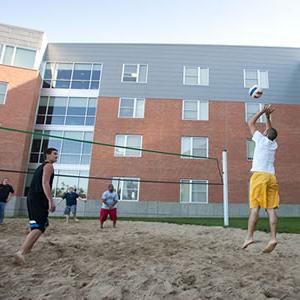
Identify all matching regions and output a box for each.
[251,130,278,174]
[101,191,118,209]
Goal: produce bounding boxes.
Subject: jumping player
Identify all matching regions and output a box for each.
[242,105,279,253]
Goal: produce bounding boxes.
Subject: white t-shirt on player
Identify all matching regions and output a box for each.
[251,130,278,174]
[101,191,118,209]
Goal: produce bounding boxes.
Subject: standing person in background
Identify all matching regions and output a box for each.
[0,178,15,225]
[63,186,86,223]
[100,184,118,229]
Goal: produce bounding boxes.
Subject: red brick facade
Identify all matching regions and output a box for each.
[0,65,41,195]
[88,97,300,204]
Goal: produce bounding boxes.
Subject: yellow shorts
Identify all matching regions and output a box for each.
[249,172,279,209]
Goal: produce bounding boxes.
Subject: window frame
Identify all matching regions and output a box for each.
[183,66,209,86]
[182,99,209,121]
[35,96,97,126]
[118,97,145,118]
[181,136,209,159]
[114,134,143,157]
[243,69,269,88]
[0,81,9,105]
[121,64,148,83]
[42,61,103,90]
[0,44,36,69]
[245,103,266,123]
[246,138,255,161]
[180,179,208,204]
[29,129,94,165]
[112,177,140,201]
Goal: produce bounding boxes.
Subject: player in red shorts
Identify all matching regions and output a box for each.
[100,184,118,229]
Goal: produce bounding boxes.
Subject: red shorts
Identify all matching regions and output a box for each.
[100,208,117,223]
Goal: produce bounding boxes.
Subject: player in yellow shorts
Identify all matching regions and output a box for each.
[242,105,279,253]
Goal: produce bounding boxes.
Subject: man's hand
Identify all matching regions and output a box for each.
[108,205,113,210]
[264,104,275,119]
[49,200,56,213]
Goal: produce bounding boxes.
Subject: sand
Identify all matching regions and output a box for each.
[0,218,299,300]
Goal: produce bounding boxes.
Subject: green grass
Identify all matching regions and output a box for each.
[118,217,300,234]
[8,216,300,234]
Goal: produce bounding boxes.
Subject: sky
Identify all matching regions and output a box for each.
[1,0,300,47]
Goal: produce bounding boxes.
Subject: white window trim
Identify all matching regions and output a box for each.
[114,134,143,157]
[181,136,209,159]
[245,103,266,123]
[183,66,209,86]
[180,179,208,204]
[0,44,37,69]
[0,81,9,105]
[28,163,90,171]
[29,129,94,166]
[243,69,269,89]
[121,64,148,83]
[246,139,255,161]
[118,97,145,118]
[34,95,97,127]
[0,45,5,62]
[42,61,103,91]
[112,177,140,201]
[182,100,209,121]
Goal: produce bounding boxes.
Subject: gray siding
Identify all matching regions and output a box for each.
[45,43,300,104]
[0,23,44,49]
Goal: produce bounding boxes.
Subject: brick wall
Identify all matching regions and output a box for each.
[0,65,41,195]
[88,97,300,204]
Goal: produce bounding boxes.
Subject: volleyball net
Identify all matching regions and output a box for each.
[0,125,228,224]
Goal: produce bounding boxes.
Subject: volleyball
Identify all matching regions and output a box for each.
[248,85,263,99]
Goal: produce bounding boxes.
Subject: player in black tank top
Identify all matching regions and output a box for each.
[27,161,55,231]
[15,148,58,264]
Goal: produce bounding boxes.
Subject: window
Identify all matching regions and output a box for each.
[122,64,148,83]
[244,69,269,88]
[245,103,266,123]
[2,46,14,65]
[54,170,89,198]
[181,137,208,159]
[24,169,89,197]
[36,96,96,126]
[42,62,102,90]
[183,66,209,86]
[118,98,145,118]
[0,45,36,68]
[14,48,36,68]
[29,130,93,165]
[180,180,208,203]
[112,177,140,201]
[0,82,8,104]
[115,135,142,157]
[182,100,208,120]
[247,139,255,160]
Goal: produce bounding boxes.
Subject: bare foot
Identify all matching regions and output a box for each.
[74,218,79,222]
[263,240,278,253]
[14,251,25,265]
[242,239,255,249]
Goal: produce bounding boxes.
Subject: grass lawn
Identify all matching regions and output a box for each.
[8,216,300,234]
[118,217,300,234]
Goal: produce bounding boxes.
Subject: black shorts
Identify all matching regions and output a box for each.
[27,193,49,233]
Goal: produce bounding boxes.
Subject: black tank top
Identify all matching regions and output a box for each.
[29,162,54,195]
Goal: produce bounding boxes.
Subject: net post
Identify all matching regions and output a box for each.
[222,149,229,227]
